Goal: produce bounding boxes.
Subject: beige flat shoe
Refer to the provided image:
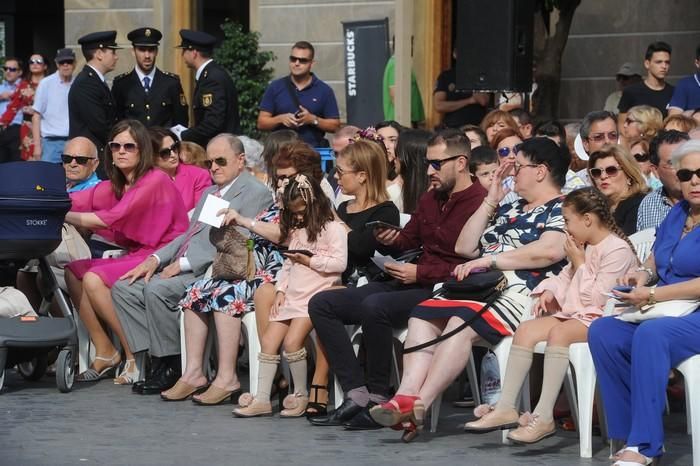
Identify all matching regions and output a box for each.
[232,398,273,418]
[192,385,242,406]
[463,405,519,433]
[507,412,556,444]
[279,392,309,418]
[160,379,208,401]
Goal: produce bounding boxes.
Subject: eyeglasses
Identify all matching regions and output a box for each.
[633,152,650,163]
[676,168,700,182]
[57,60,74,66]
[3,67,19,72]
[108,142,138,153]
[335,165,356,177]
[204,157,228,169]
[158,142,180,159]
[624,117,639,125]
[589,165,621,179]
[427,154,466,171]
[513,163,540,175]
[587,131,618,143]
[289,55,312,64]
[29,59,44,65]
[497,144,522,158]
[61,154,96,165]
[275,172,298,182]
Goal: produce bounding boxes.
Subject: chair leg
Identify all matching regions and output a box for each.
[677,357,700,466]
[76,315,91,374]
[570,344,596,458]
[430,393,442,433]
[466,355,481,407]
[241,312,260,395]
[179,311,187,372]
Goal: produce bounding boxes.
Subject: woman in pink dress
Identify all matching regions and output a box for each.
[149,127,211,212]
[65,120,189,383]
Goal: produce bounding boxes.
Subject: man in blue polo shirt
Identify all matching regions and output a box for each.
[668,44,700,116]
[257,41,340,147]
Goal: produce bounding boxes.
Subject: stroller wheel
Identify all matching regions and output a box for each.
[17,353,48,381]
[56,349,74,393]
[0,367,5,392]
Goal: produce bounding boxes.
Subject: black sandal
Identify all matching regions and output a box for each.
[305,384,329,417]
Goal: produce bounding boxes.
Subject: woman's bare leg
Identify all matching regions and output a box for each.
[253,283,276,342]
[395,317,446,397]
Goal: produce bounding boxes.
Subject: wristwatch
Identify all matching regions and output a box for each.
[647,286,657,306]
[490,255,498,270]
[312,117,319,126]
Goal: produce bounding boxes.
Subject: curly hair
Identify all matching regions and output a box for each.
[278,174,334,244]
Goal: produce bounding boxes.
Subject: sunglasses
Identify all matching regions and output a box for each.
[57,60,74,66]
[590,165,621,179]
[676,168,700,183]
[633,152,650,163]
[497,144,522,158]
[108,142,138,153]
[204,157,229,169]
[275,172,297,182]
[158,142,180,159]
[61,154,96,165]
[289,55,311,64]
[514,162,540,175]
[428,154,466,171]
[29,59,44,65]
[587,131,619,143]
[3,66,19,72]
[624,117,639,125]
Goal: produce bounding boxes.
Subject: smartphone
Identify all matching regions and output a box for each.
[283,249,314,257]
[294,110,303,118]
[470,267,489,274]
[365,220,402,231]
[613,285,633,293]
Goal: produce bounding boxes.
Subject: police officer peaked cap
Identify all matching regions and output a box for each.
[77,31,122,51]
[127,27,162,47]
[176,29,216,52]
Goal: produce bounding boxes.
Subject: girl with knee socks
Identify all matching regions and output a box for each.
[464,187,638,444]
[233,174,347,418]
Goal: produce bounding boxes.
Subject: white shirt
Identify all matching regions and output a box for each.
[31,72,74,137]
[195,59,213,81]
[134,66,156,90]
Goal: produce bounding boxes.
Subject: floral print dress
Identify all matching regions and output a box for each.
[179,205,284,317]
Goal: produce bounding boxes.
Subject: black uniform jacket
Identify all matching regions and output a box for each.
[68,65,116,150]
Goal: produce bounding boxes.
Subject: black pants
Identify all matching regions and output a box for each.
[308,280,433,398]
[0,124,21,163]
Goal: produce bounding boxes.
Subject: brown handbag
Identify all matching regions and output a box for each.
[209,225,255,281]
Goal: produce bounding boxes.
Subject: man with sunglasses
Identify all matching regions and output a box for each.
[62,137,100,192]
[112,133,271,395]
[577,110,620,184]
[637,130,690,231]
[112,28,188,129]
[0,57,23,163]
[68,30,121,176]
[257,41,340,147]
[31,48,76,163]
[177,30,239,147]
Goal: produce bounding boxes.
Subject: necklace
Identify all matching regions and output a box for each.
[683,214,700,233]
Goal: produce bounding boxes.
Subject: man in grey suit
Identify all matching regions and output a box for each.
[113,133,272,394]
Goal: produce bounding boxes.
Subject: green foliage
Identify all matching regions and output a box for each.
[214,20,275,139]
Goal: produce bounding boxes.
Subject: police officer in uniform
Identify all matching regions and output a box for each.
[112,27,189,128]
[177,29,239,147]
[68,31,120,173]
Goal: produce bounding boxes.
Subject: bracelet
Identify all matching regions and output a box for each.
[490,255,499,270]
[636,266,655,284]
[483,199,498,210]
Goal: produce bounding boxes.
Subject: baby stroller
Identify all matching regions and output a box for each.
[0,161,77,393]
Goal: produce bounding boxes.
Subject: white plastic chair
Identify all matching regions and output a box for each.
[676,354,700,466]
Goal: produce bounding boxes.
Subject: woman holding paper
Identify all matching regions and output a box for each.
[65,119,189,383]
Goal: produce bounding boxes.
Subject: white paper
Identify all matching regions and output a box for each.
[170,124,188,140]
[198,194,230,228]
[370,253,405,273]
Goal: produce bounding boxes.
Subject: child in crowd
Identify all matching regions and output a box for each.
[464,187,638,444]
[469,146,500,191]
[233,174,347,418]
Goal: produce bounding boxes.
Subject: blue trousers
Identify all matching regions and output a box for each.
[41,137,67,164]
[588,313,700,457]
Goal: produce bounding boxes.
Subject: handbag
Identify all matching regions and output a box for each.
[47,224,92,267]
[616,298,700,323]
[209,225,255,281]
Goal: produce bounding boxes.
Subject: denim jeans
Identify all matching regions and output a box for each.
[41,137,67,164]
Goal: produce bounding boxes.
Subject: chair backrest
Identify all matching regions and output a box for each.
[629,228,656,263]
[399,213,411,228]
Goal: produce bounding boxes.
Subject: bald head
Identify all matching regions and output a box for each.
[63,137,99,184]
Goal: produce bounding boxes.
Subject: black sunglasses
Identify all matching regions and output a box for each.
[29,59,44,65]
[3,66,19,72]
[204,157,228,169]
[61,154,96,165]
[158,142,180,159]
[590,165,621,179]
[289,55,311,64]
[108,141,138,153]
[428,154,466,171]
[677,168,700,183]
[57,60,74,66]
[633,152,650,163]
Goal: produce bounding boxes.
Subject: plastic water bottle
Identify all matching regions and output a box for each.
[480,350,502,405]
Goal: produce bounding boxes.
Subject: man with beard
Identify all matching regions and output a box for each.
[112,27,188,128]
[307,129,486,430]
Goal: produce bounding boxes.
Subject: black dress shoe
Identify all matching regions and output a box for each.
[343,403,383,430]
[141,358,181,395]
[131,381,145,394]
[308,398,363,426]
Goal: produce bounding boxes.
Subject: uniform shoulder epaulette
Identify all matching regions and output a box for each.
[162,71,181,80]
[113,71,131,81]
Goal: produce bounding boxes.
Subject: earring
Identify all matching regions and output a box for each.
[627,179,632,186]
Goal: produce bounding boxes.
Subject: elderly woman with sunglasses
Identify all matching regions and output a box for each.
[628,137,663,190]
[588,140,700,466]
[64,119,189,383]
[370,138,569,441]
[149,127,211,212]
[588,145,649,235]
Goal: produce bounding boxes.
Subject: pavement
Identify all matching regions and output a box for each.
[0,369,693,466]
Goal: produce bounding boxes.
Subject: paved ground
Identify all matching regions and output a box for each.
[0,369,693,466]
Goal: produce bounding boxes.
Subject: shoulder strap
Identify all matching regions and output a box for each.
[285,76,301,109]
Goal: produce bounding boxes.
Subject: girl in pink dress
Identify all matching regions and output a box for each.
[65,120,189,384]
[463,187,638,444]
[234,174,347,418]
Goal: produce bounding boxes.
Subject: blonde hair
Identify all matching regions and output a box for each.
[627,105,663,141]
[588,144,649,202]
[337,139,389,205]
[663,114,698,133]
[179,141,207,168]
